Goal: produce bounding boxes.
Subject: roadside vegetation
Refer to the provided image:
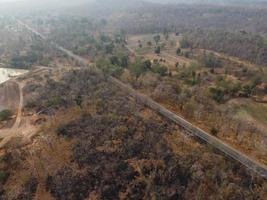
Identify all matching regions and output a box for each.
[0,110,12,122]
[0,18,57,69]
[2,68,266,199]
[28,13,267,164]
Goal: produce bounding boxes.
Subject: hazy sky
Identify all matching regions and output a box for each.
[0,0,24,2]
[0,0,21,1]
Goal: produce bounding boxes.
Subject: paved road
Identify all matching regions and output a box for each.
[111,77,267,178]
[17,20,267,178]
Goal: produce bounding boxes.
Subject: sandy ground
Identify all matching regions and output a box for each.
[0,68,50,149]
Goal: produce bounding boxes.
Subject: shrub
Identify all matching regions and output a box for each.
[109,65,124,77]
[184,101,196,118]
[74,95,83,108]
[153,34,161,44]
[176,48,181,55]
[0,110,12,122]
[144,60,152,70]
[180,36,192,48]
[210,127,219,136]
[155,46,161,54]
[209,87,225,103]
[26,101,37,109]
[152,64,168,76]
[0,170,9,184]
[201,53,222,68]
[241,84,253,97]
[57,124,72,137]
[46,96,63,107]
[109,56,120,65]
[129,60,148,79]
[185,78,200,86]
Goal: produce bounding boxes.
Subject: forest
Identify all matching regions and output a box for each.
[182,29,267,65]
[1,68,266,199]
[0,0,267,199]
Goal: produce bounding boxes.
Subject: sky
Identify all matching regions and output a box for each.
[0,0,24,3]
[1,0,267,8]
[0,0,13,1]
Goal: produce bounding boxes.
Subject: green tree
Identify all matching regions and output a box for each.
[109,65,124,77]
[74,95,83,108]
[100,34,110,42]
[96,58,110,74]
[176,48,181,55]
[152,64,168,76]
[209,87,225,103]
[210,127,219,136]
[241,84,253,97]
[201,53,222,68]
[46,96,63,107]
[0,110,12,121]
[180,36,192,48]
[75,46,87,56]
[163,28,169,40]
[129,60,148,80]
[0,170,9,184]
[144,60,152,70]
[110,56,120,65]
[105,43,114,54]
[153,35,161,45]
[155,46,161,54]
[120,55,129,68]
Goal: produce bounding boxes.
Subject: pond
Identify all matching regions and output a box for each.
[0,68,28,84]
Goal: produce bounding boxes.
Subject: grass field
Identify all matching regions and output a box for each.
[128,33,267,134]
[229,99,267,131]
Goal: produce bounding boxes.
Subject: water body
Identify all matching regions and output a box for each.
[0,68,28,84]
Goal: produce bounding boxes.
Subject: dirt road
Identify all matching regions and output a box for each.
[0,81,24,147]
[0,75,39,149]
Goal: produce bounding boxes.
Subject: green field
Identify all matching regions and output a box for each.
[231,99,267,127]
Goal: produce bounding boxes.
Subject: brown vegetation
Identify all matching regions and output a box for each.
[1,68,266,199]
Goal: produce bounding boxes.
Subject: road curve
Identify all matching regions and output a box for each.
[16,19,267,179]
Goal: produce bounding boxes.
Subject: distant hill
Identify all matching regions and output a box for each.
[92,0,146,10]
[0,0,147,15]
[146,0,267,5]
[2,0,267,16]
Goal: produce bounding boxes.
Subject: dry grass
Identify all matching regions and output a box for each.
[3,105,90,199]
[126,33,267,166]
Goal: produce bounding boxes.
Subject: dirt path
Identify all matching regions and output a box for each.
[0,81,24,147]
[12,82,24,129]
[161,52,191,64]
[0,79,38,149]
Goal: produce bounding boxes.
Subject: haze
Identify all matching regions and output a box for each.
[0,0,267,199]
